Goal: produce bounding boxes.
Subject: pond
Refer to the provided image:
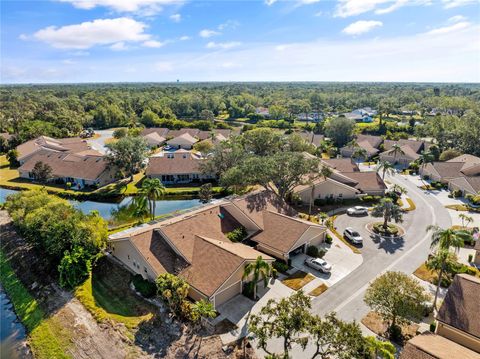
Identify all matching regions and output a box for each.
[0,188,200,220]
[0,286,27,359]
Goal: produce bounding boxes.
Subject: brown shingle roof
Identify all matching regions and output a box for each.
[429,162,466,179]
[251,211,323,253]
[436,273,480,339]
[356,134,383,148]
[383,139,425,153]
[145,152,203,176]
[339,172,387,192]
[16,136,91,160]
[232,190,297,229]
[141,127,170,137]
[167,128,200,138]
[400,333,479,359]
[381,144,420,160]
[297,132,324,147]
[18,150,111,181]
[166,132,198,145]
[323,158,359,172]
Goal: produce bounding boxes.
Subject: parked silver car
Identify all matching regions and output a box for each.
[347,206,368,216]
[343,227,363,245]
[304,257,332,273]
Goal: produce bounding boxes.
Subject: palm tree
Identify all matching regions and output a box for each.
[352,147,368,164]
[365,336,396,359]
[426,225,472,310]
[242,256,271,300]
[426,249,457,311]
[140,178,165,220]
[371,198,403,232]
[192,299,216,321]
[390,144,405,163]
[376,160,395,180]
[392,184,407,196]
[458,213,473,229]
[416,151,435,183]
[132,195,149,218]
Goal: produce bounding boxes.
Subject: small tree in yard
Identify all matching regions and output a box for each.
[191,299,216,322]
[249,291,311,358]
[242,256,271,300]
[156,273,190,318]
[106,136,149,181]
[458,213,473,229]
[426,249,458,310]
[371,198,403,232]
[32,161,53,182]
[58,246,93,288]
[365,336,396,359]
[364,271,430,341]
[198,183,213,203]
[308,312,366,359]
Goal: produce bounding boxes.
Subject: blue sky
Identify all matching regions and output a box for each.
[1,0,479,83]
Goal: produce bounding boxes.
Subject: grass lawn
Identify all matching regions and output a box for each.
[445,204,469,211]
[308,283,328,297]
[75,257,154,331]
[0,249,73,359]
[281,271,315,290]
[405,198,416,211]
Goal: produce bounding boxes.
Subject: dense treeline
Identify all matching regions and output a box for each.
[1,82,479,154]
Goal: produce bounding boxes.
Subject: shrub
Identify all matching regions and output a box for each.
[451,189,462,198]
[113,128,128,139]
[314,198,326,206]
[423,175,430,181]
[468,254,473,263]
[272,260,289,274]
[132,274,156,298]
[242,281,255,299]
[58,246,92,289]
[226,227,248,242]
[373,223,399,235]
[429,321,436,332]
[388,324,403,343]
[325,233,333,245]
[306,245,319,257]
[318,249,326,258]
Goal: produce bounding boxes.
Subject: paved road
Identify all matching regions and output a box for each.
[87,129,114,154]
[261,173,452,357]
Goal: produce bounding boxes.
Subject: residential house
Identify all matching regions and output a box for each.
[108,190,326,308]
[197,129,232,141]
[297,132,325,148]
[400,273,480,359]
[144,132,166,148]
[343,108,376,123]
[17,149,116,188]
[145,150,214,184]
[420,154,480,196]
[141,128,232,148]
[16,136,91,165]
[166,133,198,150]
[379,139,428,168]
[255,107,270,118]
[340,134,383,159]
[322,158,359,173]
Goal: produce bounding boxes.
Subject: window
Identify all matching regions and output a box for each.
[144,267,148,273]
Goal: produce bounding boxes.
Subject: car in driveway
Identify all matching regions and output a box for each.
[304,257,332,273]
[347,206,368,216]
[343,227,363,245]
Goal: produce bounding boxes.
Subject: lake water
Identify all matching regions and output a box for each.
[0,286,27,359]
[0,188,200,220]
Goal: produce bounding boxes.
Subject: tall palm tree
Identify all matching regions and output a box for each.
[458,213,473,229]
[371,198,403,232]
[376,160,395,180]
[390,144,405,163]
[140,178,165,220]
[416,151,435,183]
[426,225,472,310]
[132,195,149,218]
[242,256,271,300]
[426,249,457,311]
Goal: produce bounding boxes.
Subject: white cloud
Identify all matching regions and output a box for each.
[179,35,190,41]
[448,15,467,23]
[33,17,150,49]
[265,0,277,5]
[110,42,128,51]
[19,34,29,40]
[343,20,383,35]
[62,59,76,65]
[206,41,241,49]
[142,40,165,48]
[335,0,430,17]
[199,29,220,38]
[218,20,239,31]
[442,0,478,8]
[426,21,470,35]
[170,14,181,22]
[58,0,179,15]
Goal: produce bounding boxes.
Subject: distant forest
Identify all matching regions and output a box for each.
[1,82,479,155]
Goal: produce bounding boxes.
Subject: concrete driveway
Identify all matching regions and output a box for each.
[290,235,362,287]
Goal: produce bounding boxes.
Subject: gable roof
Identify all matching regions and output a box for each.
[18,149,111,181]
[436,273,480,338]
[400,333,479,359]
[141,128,170,138]
[167,128,200,138]
[16,136,91,160]
[297,132,324,147]
[383,139,425,153]
[167,132,198,145]
[145,152,203,176]
[323,158,359,172]
[356,134,383,148]
[428,162,466,179]
[251,211,322,253]
[144,132,166,145]
[381,144,420,160]
[338,172,387,192]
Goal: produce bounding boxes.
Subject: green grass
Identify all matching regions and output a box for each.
[74,258,154,330]
[0,249,73,358]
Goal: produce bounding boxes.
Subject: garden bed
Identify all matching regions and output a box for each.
[367,222,405,236]
[361,311,419,343]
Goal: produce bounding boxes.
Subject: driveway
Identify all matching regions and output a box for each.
[87,129,114,154]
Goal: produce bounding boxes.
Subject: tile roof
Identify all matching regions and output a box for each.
[18,150,111,181]
[145,152,203,176]
[323,158,359,172]
[400,333,479,359]
[436,273,480,338]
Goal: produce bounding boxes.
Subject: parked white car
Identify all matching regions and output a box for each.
[343,227,363,245]
[304,257,332,273]
[347,206,368,216]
